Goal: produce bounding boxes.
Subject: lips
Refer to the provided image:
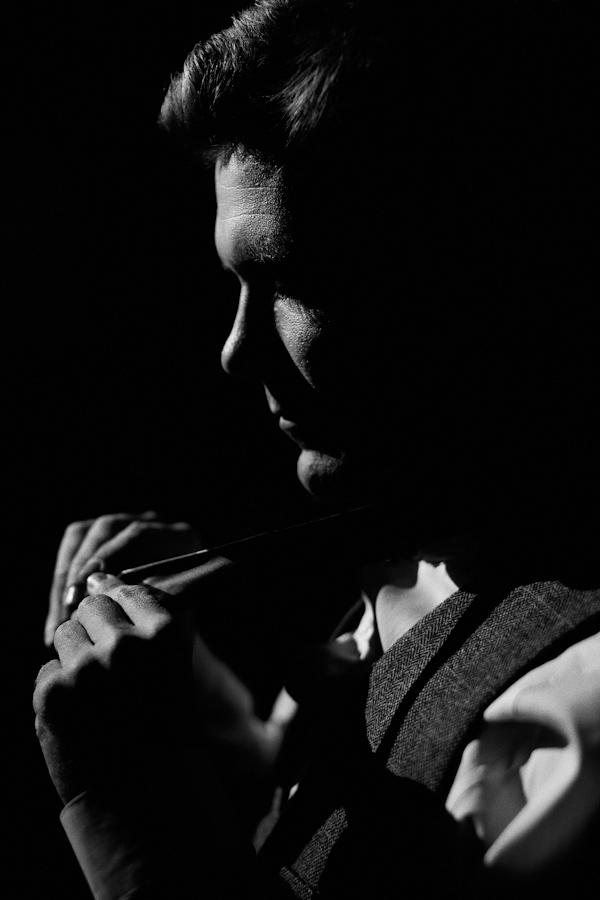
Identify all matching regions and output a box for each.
[277,412,347,459]
[264,388,310,430]
[265,386,342,454]
[278,415,315,447]
[269,401,305,433]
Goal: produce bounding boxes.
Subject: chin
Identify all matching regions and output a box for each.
[296,449,340,496]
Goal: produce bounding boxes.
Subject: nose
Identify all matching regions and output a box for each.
[220,290,265,376]
[220,298,246,375]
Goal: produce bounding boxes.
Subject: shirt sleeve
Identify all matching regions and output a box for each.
[60,748,258,900]
[61,790,159,900]
[445,630,600,874]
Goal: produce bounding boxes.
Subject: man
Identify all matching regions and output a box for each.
[35,1,598,897]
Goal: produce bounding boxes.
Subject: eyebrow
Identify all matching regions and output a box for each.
[217,240,292,279]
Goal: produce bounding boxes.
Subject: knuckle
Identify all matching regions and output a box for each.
[146,583,169,603]
[32,684,52,719]
[115,584,146,603]
[65,520,88,537]
[76,594,99,613]
[95,514,115,530]
[33,667,57,707]
[99,632,120,658]
[34,659,60,684]
[145,615,171,641]
[34,653,103,719]
[33,669,65,716]
[54,619,76,642]
[125,520,145,537]
[116,584,161,605]
[34,714,48,739]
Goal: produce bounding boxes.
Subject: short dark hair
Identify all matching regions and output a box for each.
[160,0,594,313]
[159,1,597,505]
[159,0,589,171]
[159,0,593,276]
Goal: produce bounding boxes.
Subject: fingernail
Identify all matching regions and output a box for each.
[64,584,79,610]
[43,620,54,647]
[87,571,108,589]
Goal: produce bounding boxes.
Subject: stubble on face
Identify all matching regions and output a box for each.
[213,151,491,528]
[215,154,360,497]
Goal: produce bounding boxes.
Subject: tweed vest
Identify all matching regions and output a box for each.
[255,579,600,898]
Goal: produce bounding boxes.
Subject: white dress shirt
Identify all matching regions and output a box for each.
[61,558,600,897]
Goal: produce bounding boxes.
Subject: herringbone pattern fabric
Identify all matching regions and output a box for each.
[281,808,348,898]
[381,582,600,792]
[365,588,476,748]
[258,579,600,897]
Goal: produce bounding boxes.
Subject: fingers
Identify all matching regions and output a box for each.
[34,658,62,694]
[77,520,173,575]
[86,572,126,595]
[33,659,64,726]
[64,555,106,612]
[65,512,159,596]
[75,593,132,643]
[44,511,159,647]
[67,521,202,591]
[45,518,94,646]
[44,511,198,647]
[86,573,171,633]
[54,619,93,667]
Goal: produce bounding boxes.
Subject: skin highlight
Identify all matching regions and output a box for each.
[214,152,488,531]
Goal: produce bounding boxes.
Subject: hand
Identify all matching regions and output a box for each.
[44,512,203,646]
[34,573,196,804]
[36,572,281,814]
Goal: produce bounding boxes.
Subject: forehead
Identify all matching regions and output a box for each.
[214,154,291,265]
[214,151,374,283]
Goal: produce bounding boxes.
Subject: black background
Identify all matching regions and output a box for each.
[7,4,597,896]
[7,4,316,895]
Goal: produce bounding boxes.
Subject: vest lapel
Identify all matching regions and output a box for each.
[258,579,600,897]
[367,580,600,795]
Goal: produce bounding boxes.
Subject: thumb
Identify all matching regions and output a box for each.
[86,571,125,594]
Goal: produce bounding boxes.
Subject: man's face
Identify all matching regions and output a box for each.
[214,151,488,523]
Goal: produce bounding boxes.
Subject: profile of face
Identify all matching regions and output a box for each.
[214,151,502,529]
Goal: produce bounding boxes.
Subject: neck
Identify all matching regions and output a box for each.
[360,558,462,653]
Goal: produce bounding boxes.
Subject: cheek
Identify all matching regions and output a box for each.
[273,299,331,388]
[273,297,393,406]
